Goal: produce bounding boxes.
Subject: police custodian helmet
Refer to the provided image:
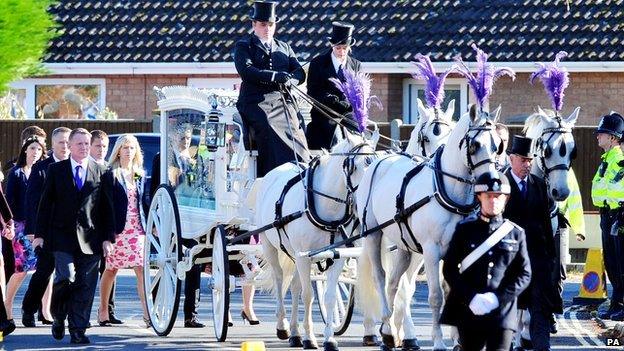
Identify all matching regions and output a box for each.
[595,112,624,139]
[474,171,511,194]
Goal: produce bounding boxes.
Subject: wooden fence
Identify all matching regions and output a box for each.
[0,119,153,170]
[384,121,602,212]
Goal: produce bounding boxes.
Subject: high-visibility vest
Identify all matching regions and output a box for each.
[591,146,624,209]
[557,169,585,235]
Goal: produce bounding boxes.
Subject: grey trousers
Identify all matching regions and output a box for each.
[52,251,101,332]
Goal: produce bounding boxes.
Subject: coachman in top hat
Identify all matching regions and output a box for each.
[233,1,311,177]
[306,21,362,150]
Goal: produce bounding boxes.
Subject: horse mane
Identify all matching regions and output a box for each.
[523,108,556,138]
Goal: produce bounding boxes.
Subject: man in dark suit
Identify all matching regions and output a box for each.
[36,128,114,344]
[503,135,560,351]
[234,0,310,176]
[441,171,531,351]
[306,21,362,150]
[22,127,71,327]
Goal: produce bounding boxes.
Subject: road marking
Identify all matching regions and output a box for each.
[558,307,591,347]
[570,310,603,347]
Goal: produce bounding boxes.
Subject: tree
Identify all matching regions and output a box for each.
[0,0,59,94]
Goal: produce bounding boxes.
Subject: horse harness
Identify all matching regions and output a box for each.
[273,143,373,270]
[417,110,453,157]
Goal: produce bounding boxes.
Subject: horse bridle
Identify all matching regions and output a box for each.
[417,110,452,157]
[459,122,502,176]
[340,142,377,193]
[535,119,576,177]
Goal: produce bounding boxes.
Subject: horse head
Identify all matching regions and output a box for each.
[407,98,456,157]
[524,106,580,201]
[452,104,503,180]
[330,127,379,193]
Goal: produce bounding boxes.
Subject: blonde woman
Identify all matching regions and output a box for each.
[98,134,149,327]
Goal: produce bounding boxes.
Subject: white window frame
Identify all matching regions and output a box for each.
[402,78,469,124]
[187,78,241,90]
[9,78,106,119]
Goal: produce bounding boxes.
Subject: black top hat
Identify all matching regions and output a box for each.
[595,112,624,139]
[474,171,511,194]
[328,21,355,46]
[251,1,279,22]
[509,135,534,158]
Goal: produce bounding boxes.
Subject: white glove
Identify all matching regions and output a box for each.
[469,294,489,315]
[482,292,500,311]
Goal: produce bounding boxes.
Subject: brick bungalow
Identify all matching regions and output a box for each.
[6,0,624,125]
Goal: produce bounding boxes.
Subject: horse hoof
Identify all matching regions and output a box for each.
[323,341,339,351]
[402,339,420,351]
[363,335,380,346]
[303,339,319,349]
[452,345,462,351]
[379,325,396,348]
[380,345,396,351]
[289,336,303,347]
[276,329,290,340]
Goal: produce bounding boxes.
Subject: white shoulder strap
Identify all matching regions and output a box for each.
[459,220,514,274]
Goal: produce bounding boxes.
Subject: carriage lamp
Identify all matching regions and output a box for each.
[204,109,226,151]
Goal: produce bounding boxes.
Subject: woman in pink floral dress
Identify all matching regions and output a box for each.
[97,134,149,327]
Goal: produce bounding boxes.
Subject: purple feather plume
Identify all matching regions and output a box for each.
[330,69,383,132]
[411,54,456,109]
[530,51,569,112]
[454,44,515,109]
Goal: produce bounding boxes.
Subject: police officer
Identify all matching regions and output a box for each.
[306,21,362,150]
[591,112,624,320]
[441,171,531,351]
[234,1,310,177]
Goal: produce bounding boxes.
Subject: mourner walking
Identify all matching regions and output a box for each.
[504,135,561,351]
[591,112,624,321]
[233,0,310,177]
[441,171,531,351]
[305,21,362,150]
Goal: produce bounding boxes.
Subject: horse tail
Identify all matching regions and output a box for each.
[246,177,263,218]
[356,243,383,321]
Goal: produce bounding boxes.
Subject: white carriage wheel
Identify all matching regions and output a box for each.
[143,185,182,336]
[211,225,230,342]
[313,272,355,336]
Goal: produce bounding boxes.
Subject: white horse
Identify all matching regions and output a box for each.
[405,98,456,158]
[253,130,379,350]
[357,104,503,351]
[514,106,579,346]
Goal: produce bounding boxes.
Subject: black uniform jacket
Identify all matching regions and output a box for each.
[504,170,562,313]
[441,216,531,331]
[305,51,362,150]
[36,159,114,255]
[234,34,305,106]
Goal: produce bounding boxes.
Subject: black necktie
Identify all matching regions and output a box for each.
[337,64,345,82]
[519,179,527,199]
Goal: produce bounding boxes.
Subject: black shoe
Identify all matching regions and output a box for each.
[611,309,624,321]
[70,330,90,344]
[241,311,260,325]
[1,319,16,336]
[52,319,65,340]
[549,314,558,334]
[98,319,112,327]
[37,312,53,325]
[109,314,124,325]
[22,311,36,328]
[184,318,205,328]
[599,306,622,320]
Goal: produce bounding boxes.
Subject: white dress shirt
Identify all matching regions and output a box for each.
[510,171,528,190]
[331,52,346,75]
[70,157,89,185]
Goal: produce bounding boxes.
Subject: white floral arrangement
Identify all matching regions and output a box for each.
[0,92,27,119]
